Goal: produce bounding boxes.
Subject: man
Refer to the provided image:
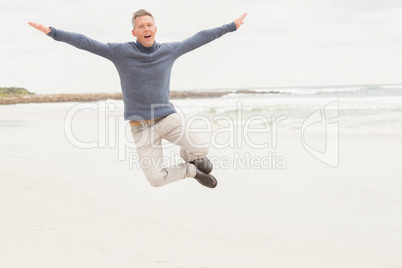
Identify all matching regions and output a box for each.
[29,10,247,188]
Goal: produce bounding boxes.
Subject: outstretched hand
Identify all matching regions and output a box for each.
[28,22,51,35]
[234,13,247,29]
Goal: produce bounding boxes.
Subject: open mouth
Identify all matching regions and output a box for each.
[144,35,151,39]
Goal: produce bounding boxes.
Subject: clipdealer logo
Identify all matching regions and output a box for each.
[301,100,339,167]
[63,99,339,169]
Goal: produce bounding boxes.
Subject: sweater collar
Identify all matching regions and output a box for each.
[135,40,158,54]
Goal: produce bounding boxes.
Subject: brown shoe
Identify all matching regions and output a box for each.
[194,168,217,188]
[190,157,213,174]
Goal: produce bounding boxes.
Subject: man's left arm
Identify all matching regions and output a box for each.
[173,13,247,57]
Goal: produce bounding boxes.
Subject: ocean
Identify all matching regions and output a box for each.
[0,82,400,182]
[174,83,402,134]
[1,83,401,162]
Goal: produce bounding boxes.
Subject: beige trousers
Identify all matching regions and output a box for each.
[131,113,209,187]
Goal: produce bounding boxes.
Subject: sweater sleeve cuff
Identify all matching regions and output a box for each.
[227,21,237,32]
[47,27,56,38]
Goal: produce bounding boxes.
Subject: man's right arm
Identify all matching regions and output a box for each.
[28,22,115,61]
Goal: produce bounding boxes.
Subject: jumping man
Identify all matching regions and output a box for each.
[29,10,247,188]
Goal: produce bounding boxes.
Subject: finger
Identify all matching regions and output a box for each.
[235,13,247,24]
[28,22,51,34]
[239,12,248,21]
[235,13,247,29]
[28,22,41,30]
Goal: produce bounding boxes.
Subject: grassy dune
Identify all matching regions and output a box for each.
[0,88,228,105]
[0,87,34,98]
[0,87,277,105]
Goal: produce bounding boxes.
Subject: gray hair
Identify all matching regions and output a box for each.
[132,9,154,28]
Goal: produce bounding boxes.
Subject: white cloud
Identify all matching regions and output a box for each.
[1,0,402,93]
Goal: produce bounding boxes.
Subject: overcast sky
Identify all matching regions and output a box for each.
[1,0,402,94]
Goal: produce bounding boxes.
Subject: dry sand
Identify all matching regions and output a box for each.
[1,131,401,267]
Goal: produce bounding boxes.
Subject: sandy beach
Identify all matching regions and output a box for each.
[1,122,402,267]
[1,92,402,267]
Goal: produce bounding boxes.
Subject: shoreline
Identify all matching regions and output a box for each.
[0,90,278,105]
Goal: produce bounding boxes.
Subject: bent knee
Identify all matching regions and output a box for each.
[148,180,164,188]
[144,170,168,188]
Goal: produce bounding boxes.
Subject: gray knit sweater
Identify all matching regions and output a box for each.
[47,22,237,120]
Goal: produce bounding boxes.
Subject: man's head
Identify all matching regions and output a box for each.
[132,9,157,48]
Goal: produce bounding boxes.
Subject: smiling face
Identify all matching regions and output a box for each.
[132,15,157,48]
